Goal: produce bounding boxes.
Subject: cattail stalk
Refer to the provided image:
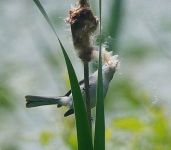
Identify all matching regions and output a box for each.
[67,0,98,132]
[84,61,92,131]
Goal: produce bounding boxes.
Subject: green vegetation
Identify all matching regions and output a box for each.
[0,0,171,150]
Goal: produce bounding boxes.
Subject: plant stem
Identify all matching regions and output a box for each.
[84,61,92,132]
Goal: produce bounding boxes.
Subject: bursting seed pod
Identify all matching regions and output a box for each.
[67,4,99,62]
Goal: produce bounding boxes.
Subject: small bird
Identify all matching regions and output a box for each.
[25,55,119,117]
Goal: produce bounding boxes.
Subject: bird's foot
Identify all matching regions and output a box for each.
[90,116,94,123]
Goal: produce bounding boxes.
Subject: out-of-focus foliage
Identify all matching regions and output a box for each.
[0,85,13,109]
[108,105,171,150]
[0,73,15,110]
[0,0,171,150]
[39,131,55,146]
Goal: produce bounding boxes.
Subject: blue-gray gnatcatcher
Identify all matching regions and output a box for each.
[25,55,119,117]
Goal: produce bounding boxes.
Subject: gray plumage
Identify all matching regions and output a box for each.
[25,56,118,117]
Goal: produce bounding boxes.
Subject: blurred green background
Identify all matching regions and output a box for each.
[0,0,171,150]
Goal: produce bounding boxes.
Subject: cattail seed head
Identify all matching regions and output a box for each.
[67,5,98,62]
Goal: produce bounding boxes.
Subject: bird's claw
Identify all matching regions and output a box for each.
[90,116,94,123]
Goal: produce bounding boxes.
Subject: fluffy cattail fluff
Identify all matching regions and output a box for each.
[92,48,116,65]
[67,4,98,62]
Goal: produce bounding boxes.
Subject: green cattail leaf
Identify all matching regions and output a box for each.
[94,0,105,149]
[32,0,93,149]
[107,0,124,52]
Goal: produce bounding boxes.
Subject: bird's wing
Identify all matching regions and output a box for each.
[64,75,95,96]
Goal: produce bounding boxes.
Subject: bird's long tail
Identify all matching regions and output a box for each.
[25,95,63,108]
